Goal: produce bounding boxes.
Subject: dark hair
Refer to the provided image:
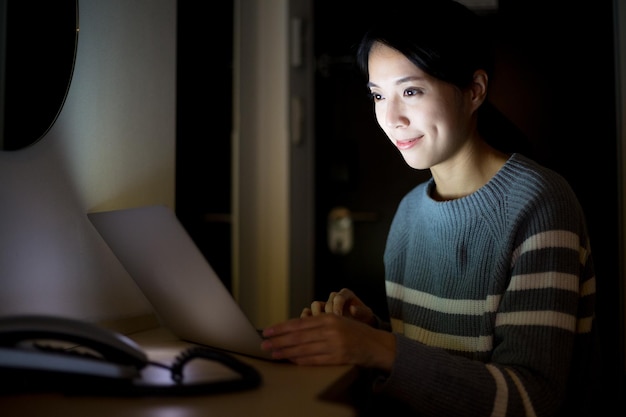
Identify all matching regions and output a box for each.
[355,0,533,155]
[355,0,493,90]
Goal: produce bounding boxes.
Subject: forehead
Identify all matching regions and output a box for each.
[367,43,430,86]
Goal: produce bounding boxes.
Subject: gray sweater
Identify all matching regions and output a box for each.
[374,153,598,417]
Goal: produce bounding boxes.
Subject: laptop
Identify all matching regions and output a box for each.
[88,205,275,361]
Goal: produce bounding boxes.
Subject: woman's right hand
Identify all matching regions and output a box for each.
[301,288,376,326]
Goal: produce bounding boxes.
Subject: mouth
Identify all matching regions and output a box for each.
[395,136,421,151]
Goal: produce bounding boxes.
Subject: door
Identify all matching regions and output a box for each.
[312,2,428,319]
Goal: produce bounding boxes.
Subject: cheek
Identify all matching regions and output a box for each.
[373,104,383,122]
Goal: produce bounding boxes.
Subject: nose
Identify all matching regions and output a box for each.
[383,97,409,129]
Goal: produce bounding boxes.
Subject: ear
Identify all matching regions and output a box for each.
[469,69,488,112]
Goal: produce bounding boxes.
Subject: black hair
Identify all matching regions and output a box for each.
[355,0,493,90]
[355,0,533,156]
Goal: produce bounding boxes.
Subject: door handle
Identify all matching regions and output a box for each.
[327,207,378,255]
[328,207,352,255]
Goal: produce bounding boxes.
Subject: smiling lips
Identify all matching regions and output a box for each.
[395,136,421,151]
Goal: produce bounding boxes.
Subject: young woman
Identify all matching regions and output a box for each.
[261,1,600,416]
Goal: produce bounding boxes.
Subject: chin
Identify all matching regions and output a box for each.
[402,158,429,171]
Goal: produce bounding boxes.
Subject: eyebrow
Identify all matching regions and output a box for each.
[367,75,426,89]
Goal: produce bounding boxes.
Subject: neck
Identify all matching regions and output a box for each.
[430,142,509,201]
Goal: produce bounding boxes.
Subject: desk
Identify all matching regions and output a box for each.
[0,327,360,417]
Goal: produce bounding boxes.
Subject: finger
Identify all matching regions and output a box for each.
[310,301,325,316]
[331,292,348,315]
[262,315,324,338]
[324,292,337,314]
[268,337,351,366]
[337,288,354,298]
[271,344,337,364]
[349,305,372,323]
[300,307,312,318]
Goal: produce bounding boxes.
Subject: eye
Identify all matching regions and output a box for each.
[368,91,384,102]
[404,88,424,97]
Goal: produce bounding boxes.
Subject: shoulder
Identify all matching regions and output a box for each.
[488,153,588,230]
[398,180,431,206]
[492,153,579,203]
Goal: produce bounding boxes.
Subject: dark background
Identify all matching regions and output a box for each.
[176,1,234,290]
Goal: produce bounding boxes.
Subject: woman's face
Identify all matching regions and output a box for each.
[367,42,475,170]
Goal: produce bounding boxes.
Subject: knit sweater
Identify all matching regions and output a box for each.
[373,153,598,417]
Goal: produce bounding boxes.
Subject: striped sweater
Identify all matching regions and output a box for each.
[373,153,598,417]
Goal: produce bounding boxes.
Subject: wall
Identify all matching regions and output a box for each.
[232,0,315,327]
[0,0,176,324]
[233,0,291,327]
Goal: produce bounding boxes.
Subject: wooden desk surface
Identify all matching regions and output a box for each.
[0,327,359,417]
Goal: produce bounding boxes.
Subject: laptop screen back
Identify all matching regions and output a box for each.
[88,205,273,360]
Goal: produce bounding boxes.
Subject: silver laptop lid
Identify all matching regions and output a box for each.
[88,205,273,360]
